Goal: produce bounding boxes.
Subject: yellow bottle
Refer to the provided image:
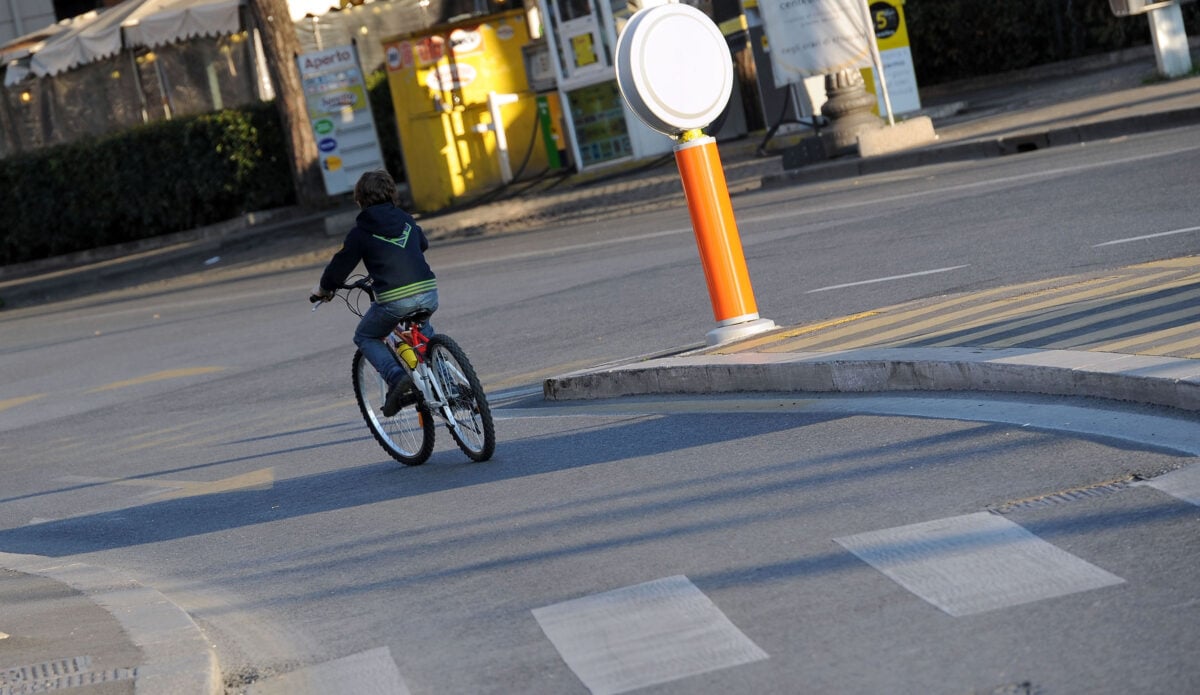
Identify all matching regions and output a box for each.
[397,342,418,369]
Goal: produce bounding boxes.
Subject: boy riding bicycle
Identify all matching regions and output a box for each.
[310,170,436,416]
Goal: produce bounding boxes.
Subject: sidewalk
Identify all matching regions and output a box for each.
[1,47,1199,695]
[0,551,216,695]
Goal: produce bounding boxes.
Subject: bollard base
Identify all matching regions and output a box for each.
[706,318,777,347]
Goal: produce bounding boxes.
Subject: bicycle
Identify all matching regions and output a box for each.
[311,276,495,465]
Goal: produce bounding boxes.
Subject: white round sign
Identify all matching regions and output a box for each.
[615,4,733,136]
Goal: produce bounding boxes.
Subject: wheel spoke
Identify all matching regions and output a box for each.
[352,350,434,465]
[427,336,495,462]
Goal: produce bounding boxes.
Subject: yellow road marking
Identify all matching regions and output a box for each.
[1119,328,1200,357]
[715,311,880,354]
[486,358,617,391]
[0,394,46,412]
[1089,315,1200,353]
[771,268,1187,353]
[843,270,1183,350]
[967,277,1200,349]
[109,467,274,501]
[758,277,1120,353]
[87,367,226,393]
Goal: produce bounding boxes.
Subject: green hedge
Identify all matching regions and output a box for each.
[0,103,294,266]
[905,0,1200,85]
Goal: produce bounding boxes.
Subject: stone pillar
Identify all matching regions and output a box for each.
[819,68,883,157]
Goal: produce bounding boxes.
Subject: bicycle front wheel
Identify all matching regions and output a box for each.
[426,335,495,462]
[352,350,434,466]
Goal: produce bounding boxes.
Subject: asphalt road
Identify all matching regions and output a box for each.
[1,126,1197,693]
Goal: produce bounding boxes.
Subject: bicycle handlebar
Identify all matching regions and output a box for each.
[309,276,375,312]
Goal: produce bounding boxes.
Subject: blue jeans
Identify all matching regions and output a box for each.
[353,289,438,387]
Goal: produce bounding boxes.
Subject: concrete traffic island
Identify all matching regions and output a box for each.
[542,347,1200,413]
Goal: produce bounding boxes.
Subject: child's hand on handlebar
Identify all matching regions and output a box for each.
[309,283,334,303]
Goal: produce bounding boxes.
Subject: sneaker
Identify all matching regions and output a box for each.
[381,374,418,417]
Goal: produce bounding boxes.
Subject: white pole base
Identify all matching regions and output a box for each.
[706,318,777,347]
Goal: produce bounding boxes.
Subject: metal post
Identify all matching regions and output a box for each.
[674,131,775,345]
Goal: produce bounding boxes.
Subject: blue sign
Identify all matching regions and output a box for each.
[318,137,338,153]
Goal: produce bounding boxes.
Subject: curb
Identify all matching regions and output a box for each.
[0,552,220,695]
[542,347,1200,413]
[763,105,1200,188]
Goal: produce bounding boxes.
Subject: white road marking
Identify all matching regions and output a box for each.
[805,265,971,293]
[245,647,410,695]
[533,575,768,695]
[834,511,1124,616]
[1093,225,1200,247]
[1137,465,1200,507]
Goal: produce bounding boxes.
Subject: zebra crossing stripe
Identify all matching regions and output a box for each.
[1138,465,1200,507]
[533,575,767,695]
[834,512,1124,616]
[244,647,409,694]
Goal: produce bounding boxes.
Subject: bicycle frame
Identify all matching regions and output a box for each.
[387,323,464,429]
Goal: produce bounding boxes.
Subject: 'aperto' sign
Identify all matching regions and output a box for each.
[297,45,386,196]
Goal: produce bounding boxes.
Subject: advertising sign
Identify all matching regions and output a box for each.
[756,0,872,87]
[298,44,386,196]
[864,0,920,115]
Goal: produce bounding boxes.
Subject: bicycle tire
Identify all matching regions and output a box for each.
[352,349,434,466]
[426,335,495,462]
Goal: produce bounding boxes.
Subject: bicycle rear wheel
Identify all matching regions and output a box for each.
[426,335,495,462]
[352,350,434,466]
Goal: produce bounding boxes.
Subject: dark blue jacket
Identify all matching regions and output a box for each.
[320,204,436,303]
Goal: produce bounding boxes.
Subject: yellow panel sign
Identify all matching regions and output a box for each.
[871,0,911,51]
[862,0,921,115]
[571,33,597,68]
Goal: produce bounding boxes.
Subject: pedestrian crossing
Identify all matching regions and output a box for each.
[530,465,1198,693]
[1137,463,1200,507]
[833,512,1123,617]
[717,257,1200,359]
[533,575,768,695]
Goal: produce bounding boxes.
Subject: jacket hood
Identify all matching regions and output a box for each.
[356,204,416,238]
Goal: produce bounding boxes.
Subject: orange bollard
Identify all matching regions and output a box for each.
[675,132,773,344]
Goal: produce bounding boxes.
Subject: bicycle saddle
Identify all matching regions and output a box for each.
[396,309,433,325]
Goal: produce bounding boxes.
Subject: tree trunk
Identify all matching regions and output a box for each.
[248,0,330,210]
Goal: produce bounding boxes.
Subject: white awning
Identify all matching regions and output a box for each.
[22,0,245,78]
[3,18,74,86]
[122,0,244,49]
[29,0,149,77]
